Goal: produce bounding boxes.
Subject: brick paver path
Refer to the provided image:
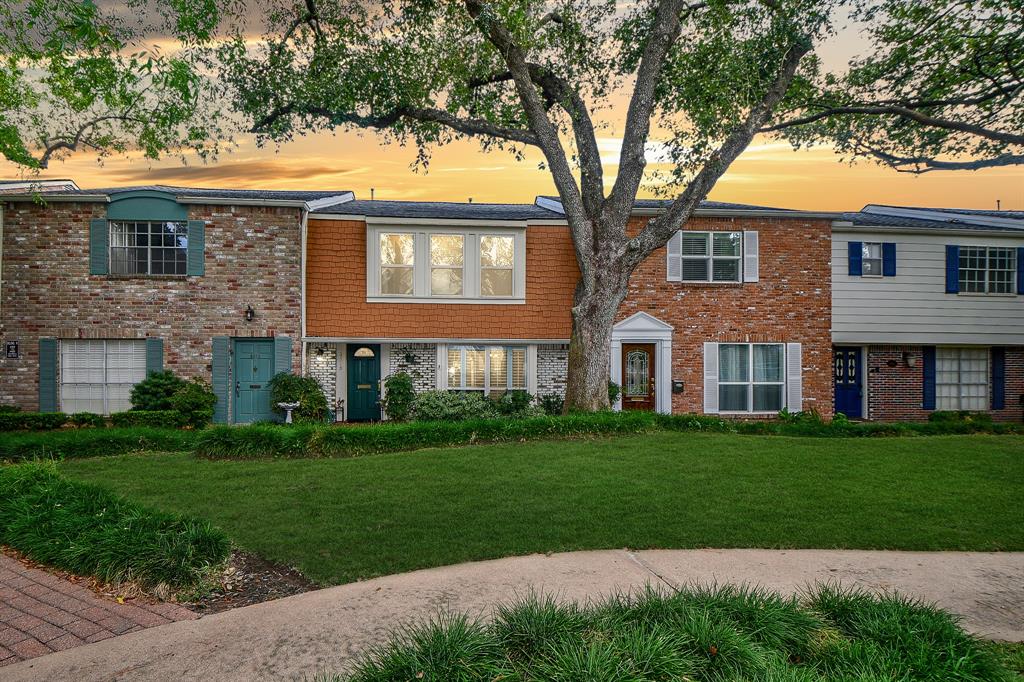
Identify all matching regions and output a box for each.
[0,552,197,667]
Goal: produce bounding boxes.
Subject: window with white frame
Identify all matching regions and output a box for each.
[680,232,742,282]
[60,339,146,414]
[959,246,1016,294]
[447,346,526,394]
[369,227,526,301]
[110,221,188,275]
[718,343,784,412]
[861,242,883,276]
[936,347,988,411]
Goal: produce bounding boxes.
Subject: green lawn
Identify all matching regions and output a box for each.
[59,432,1024,586]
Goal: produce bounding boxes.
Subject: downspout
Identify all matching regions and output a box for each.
[299,207,308,375]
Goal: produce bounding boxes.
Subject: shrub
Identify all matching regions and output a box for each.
[537,394,564,416]
[338,586,1010,682]
[412,390,498,422]
[194,424,317,459]
[493,390,538,417]
[0,462,230,589]
[130,370,186,411]
[929,410,994,425]
[0,411,69,431]
[0,404,21,413]
[171,378,217,429]
[110,410,187,428]
[269,372,329,423]
[381,372,416,422]
[69,412,106,428]
[607,381,621,406]
[0,427,197,462]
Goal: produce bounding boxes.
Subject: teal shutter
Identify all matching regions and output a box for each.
[187,220,205,276]
[89,219,109,275]
[145,338,164,374]
[212,336,230,423]
[38,338,58,412]
[274,336,293,376]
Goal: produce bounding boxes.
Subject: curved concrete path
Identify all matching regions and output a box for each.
[5,549,1022,682]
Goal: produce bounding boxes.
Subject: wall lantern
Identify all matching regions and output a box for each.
[245,305,255,322]
[403,352,420,365]
[315,346,325,357]
[903,352,917,368]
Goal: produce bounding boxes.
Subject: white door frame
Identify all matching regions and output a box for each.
[609,312,674,414]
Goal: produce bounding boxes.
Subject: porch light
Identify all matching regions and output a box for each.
[903,352,917,368]
[245,305,255,322]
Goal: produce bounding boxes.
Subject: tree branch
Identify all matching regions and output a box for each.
[38,114,146,168]
[862,147,1024,173]
[630,37,812,262]
[251,102,540,145]
[761,103,1024,146]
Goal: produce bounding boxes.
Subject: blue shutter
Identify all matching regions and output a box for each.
[89,219,109,275]
[187,220,205,276]
[38,338,58,413]
[274,336,293,376]
[1017,248,1024,295]
[145,338,164,374]
[922,346,936,410]
[212,336,230,424]
[991,347,1005,410]
[945,246,959,293]
[847,241,862,276]
[882,243,896,277]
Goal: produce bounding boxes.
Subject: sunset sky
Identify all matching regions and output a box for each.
[2,2,1021,212]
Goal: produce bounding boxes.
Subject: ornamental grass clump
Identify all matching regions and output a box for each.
[334,585,1013,682]
[0,427,197,462]
[0,462,230,589]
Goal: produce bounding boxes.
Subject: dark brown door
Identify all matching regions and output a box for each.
[621,343,656,411]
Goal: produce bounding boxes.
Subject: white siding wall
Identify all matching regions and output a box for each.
[832,229,1024,344]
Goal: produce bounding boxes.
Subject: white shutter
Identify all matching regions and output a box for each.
[436,344,448,389]
[666,231,682,282]
[743,231,759,282]
[703,342,719,414]
[786,342,802,412]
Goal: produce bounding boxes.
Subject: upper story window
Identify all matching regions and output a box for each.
[367,226,526,303]
[681,231,741,282]
[959,246,1015,294]
[861,242,882,276]
[109,221,188,276]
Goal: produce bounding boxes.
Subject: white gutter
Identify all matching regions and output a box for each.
[831,220,1024,239]
[2,194,108,203]
[304,336,572,345]
[310,214,532,227]
[862,204,1024,230]
[299,207,309,374]
[533,196,839,220]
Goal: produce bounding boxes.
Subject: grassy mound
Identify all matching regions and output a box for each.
[330,585,1013,681]
[0,461,230,589]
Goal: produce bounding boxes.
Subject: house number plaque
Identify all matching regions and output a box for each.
[5,341,18,359]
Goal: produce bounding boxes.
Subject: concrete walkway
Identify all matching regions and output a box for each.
[5,549,1022,682]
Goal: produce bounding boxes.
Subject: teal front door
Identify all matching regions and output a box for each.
[234,339,275,423]
[347,344,381,421]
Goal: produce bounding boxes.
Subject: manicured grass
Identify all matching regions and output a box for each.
[328,586,1015,681]
[59,432,1024,586]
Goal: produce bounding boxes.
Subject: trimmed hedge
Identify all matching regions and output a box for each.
[0,462,230,589]
[0,412,69,431]
[110,410,187,429]
[0,427,198,462]
[195,411,1024,460]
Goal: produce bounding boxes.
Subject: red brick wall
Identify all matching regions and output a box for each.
[0,201,302,410]
[867,345,1024,422]
[618,216,834,417]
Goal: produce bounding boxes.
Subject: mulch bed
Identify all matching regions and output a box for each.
[183,550,318,614]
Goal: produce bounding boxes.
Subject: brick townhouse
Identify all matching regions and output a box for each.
[1,181,1020,423]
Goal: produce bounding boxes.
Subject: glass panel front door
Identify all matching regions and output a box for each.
[621,343,656,411]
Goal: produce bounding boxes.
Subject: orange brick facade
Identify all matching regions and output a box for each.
[307,214,834,417]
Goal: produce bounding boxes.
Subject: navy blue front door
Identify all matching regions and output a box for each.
[834,347,863,418]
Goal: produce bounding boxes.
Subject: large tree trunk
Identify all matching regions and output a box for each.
[564,265,631,412]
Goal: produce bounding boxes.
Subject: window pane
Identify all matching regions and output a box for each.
[431,267,464,296]
[712,259,739,282]
[480,236,514,267]
[380,233,414,265]
[430,234,464,266]
[510,348,526,389]
[465,349,485,389]
[862,258,882,276]
[481,269,513,297]
[447,348,462,388]
[381,266,414,295]
[681,233,707,256]
[753,384,783,412]
[719,344,749,382]
[712,232,741,257]
[719,384,748,411]
[489,348,508,390]
[753,345,783,382]
[682,259,709,281]
[862,243,881,259]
